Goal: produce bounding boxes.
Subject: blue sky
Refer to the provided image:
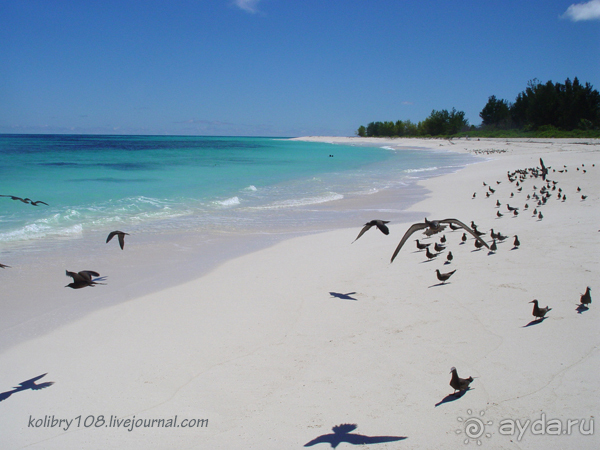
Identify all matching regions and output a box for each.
[1,0,599,136]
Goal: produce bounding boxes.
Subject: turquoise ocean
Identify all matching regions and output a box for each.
[0,135,477,253]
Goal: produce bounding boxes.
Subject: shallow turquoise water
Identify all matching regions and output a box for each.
[0,135,476,247]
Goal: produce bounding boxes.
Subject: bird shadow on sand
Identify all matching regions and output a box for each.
[576,304,590,314]
[0,373,54,403]
[428,282,451,288]
[329,292,358,301]
[304,423,407,448]
[523,317,547,327]
[443,261,452,265]
[419,259,436,264]
[487,251,496,256]
[435,388,472,407]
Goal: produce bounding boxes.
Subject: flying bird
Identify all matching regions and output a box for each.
[530,299,551,319]
[106,230,130,250]
[65,270,104,289]
[391,218,488,262]
[436,269,456,284]
[449,367,473,394]
[0,263,10,269]
[28,200,49,206]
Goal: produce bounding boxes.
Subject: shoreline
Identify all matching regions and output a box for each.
[0,140,477,355]
[1,137,599,449]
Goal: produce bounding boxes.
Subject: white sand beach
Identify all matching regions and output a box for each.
[1,137,599,449]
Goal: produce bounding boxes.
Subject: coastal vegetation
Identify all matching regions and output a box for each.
[357,78,600,138]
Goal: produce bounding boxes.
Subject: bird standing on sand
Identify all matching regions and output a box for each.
[390,218,489,262]
[538,211,543,220]
[434,242,446,252]
[352,220,390,243]
[496,211,503,218]
[580,287,592,306]
[436,269,456,284]
[65,270,104,289]
[461,233,467,243]
[496,199,501,207]
[490,240,497,252]
[513,235,520,249]
[449,367,473,394]
[425,247,439,260]
[106,230,129,250]
[446,251,453,262]
[530,299,551,319]
[474,239,484,250]
[415,239,430,250]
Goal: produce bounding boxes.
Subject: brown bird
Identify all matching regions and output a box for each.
[65,270,104,289]
[0,195,30,203]
[440,235,446,243]
[530,299,551,319]
[436,269,456,284]
[28,199,49,206]
[446,251,453,262]
[461,232,467,243]
[415,239,430,250]
[580,287,592,306]
[0,263,11,268]
[391,218,489,262]
[490,239,497,252]
[513,235,520,249]
[449,367,473,394]
[496,211,503,218]
[434,242,446,252]
[352,220,390,243]
[496,199,501,207]
[581,195,587,200]
[538,211,543,220]
[106,230,129,250]
[425,247,439,260]
[474,238,485,249]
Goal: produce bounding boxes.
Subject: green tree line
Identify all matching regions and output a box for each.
[358,77,600,137]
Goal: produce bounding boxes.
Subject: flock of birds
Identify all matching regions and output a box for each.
[351,157,593,396]
[0,155,595,401]
[0,197,128,288]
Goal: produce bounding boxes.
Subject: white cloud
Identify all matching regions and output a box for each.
[233,0,261,14]
[561,0,600,21]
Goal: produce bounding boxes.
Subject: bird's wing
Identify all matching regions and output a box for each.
[376,222,390,235]
[352,224,373,243]
[440,219,489,249]
[390,223,428,262]
[106,231,117,243]
[65,270,82,281]
[118,233,126,249]
[36,201,49,206]
[80,270,100,280]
